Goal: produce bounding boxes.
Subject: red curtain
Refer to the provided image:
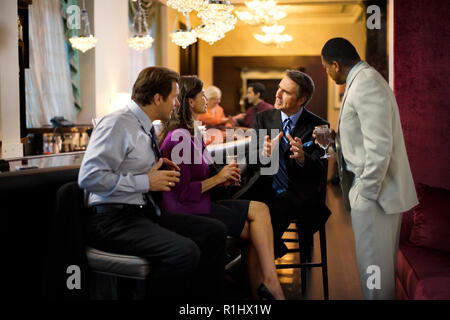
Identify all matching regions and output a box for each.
[394,0,450,189]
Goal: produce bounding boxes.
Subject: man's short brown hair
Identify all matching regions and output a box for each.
[132,67,180,106]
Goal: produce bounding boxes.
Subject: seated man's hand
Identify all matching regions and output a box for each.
[233,113,245,121]
[262,132,283,157]
[226,116,238,127]
[148,159,181,192]
[286,133,305,164]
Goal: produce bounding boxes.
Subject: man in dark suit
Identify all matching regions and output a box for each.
[244,69,331,257]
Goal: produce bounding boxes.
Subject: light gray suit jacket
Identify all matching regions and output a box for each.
[336,62,418,214]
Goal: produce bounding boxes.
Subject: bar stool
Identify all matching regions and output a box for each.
[276,219,329,300]
[52,181,152,299]
[275,168,331,300]
[86,247,151,300]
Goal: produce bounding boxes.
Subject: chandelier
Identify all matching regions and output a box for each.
[128,35,154,51]
[236,0,286,26]
[194,24,225,45]
[198,1,237,34]
[167,0,237,47]
[69,0,97,53]
[254,24,293,47]
[171,29,198,49]
[170,13,198,49]
[197,0,234,24]
[128,0,154,51]
[167,0,204,14]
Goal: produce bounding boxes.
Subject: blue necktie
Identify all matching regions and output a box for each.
[144,126,162,216]
[272,118,292,194]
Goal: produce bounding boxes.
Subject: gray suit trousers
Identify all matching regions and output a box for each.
[350,191,402,300]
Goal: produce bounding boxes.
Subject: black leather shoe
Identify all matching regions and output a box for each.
[257,283,275,300]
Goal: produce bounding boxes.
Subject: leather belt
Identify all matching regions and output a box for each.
[92,203,146,214]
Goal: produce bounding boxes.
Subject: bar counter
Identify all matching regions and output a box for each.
[0,136,251,175]
[2,137,252,298]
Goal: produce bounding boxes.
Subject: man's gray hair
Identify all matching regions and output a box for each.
[286,70,315,108]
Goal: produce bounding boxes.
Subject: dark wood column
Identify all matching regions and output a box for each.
[365,0,388,81]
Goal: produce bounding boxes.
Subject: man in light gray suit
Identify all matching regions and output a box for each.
[319,38,418,299]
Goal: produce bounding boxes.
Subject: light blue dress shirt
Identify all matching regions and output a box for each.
[78,101,157,207]
[281,107,303,128]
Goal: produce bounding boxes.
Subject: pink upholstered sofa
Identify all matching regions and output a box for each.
[396,184,450,300]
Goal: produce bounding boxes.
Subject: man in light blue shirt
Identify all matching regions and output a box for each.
[79,67,227,300]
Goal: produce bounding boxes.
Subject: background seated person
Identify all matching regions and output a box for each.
[159,75,285,300]
[198,85,233,127]
[232,82,274,128]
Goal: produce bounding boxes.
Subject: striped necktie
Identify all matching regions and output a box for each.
[281,118,292,150]
[145,126,162,216]
[272,118,292,194]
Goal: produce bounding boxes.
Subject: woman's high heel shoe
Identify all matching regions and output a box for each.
[257,283,275,300]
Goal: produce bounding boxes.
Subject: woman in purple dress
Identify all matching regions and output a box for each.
[159,76,285,300]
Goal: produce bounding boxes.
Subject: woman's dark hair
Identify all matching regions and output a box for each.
[321,37,361,67]
[132,66,179,106]
[159,75,203,144]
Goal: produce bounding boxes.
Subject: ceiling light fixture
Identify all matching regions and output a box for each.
[69,0,98,53]
[128,0,154,51]
[254,24,293,47]
[236,0,286,26]
[168,0,237,48]
[167,0,204,14]
[170,13,198,49]
[194,24,225,45]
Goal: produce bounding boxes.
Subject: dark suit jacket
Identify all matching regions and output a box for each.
[247,107,331,230]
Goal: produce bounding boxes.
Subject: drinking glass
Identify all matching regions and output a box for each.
[225,154,241,186]
[315,125,332,159]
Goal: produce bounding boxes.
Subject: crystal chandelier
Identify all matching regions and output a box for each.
[254,24,293,47]
[128,0,154,51]
[167,0,204,14]
[194,24,225,45]
[128,35,154,51]
[236,0,286,26]
[170,13,198,49]
[168,0,236,48]
[198,0,237,34]
[69,0,97,53]
[171,30,198,49]
[198,0,233,24]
